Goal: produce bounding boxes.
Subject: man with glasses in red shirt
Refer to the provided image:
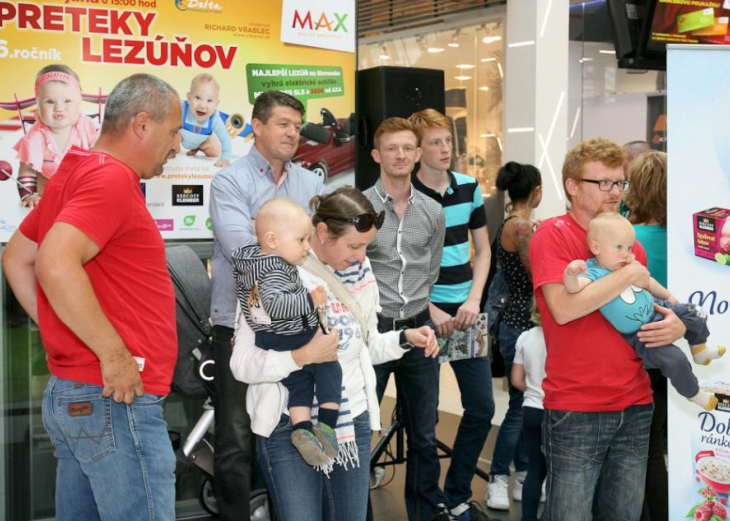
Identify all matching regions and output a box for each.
[529,137,686,520]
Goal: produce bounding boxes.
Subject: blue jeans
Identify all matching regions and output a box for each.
[491,321,528,476]
[42,376,176,521]
[541,404,653,521]
[522,407,547,521]
[374,348,440,521]
[438,356,494,508]
[258,411,371,521]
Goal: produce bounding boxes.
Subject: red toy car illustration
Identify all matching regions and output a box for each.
[293,108,354,182]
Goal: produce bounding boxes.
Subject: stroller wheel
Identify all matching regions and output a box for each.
[199,476,218,515]
[250,488,274,521]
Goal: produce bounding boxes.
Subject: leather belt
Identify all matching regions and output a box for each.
[377,308,431,332]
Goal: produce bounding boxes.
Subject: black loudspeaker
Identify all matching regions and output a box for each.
[355,66,445,190]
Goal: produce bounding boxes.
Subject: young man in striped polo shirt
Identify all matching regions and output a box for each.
[409,109,492,521]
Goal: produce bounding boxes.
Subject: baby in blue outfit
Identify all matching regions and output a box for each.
[564,213,725,411]
[180,74,232,167]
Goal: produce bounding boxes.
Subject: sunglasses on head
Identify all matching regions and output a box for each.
[325,211,385,232]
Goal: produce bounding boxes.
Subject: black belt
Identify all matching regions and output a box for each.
[377,308,431,332]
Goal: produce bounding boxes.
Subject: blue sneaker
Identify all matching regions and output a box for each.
[312,422,339,459]
[450,502,490,521]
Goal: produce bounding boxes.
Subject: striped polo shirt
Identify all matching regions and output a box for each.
[412,171,487,308]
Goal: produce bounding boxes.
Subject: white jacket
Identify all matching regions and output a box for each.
[229,257,407,437]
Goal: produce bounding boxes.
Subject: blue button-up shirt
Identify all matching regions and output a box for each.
[209,145,325,327]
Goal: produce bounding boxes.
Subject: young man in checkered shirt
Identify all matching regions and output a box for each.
[364,117,446,521]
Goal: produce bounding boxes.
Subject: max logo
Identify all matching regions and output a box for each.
[292,10,348,32]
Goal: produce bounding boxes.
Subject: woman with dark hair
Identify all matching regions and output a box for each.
[229,186,438,521]
[624,151,668,521]
[486,161,543,511]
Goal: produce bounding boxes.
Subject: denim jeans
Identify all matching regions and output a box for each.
[438,356,494,508]
[212,325,253,521]
[541,404,654,521]
[374,347,440,521]
[522,406,547,521]
[258,411,371,521]
[42,376,176,521]
[491,321,528,476]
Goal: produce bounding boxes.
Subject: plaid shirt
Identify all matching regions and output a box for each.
[364,178,446,319]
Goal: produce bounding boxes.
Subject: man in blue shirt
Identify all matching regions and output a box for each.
[208,91,325,521]
[409,109,492,521]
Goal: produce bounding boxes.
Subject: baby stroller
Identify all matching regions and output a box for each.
[166,245,273,520]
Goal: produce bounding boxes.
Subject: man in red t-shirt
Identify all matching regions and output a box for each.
[529,138,686,520]
[2,74,182,521]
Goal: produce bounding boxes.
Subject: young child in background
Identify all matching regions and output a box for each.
[564,212,725,411]
[511,301,547,521]
[14,64,100,208]
[180,73,232,167]
[232,198,341,468]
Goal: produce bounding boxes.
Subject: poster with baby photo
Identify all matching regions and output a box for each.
[0,0,355,242]
[667,44,730,521]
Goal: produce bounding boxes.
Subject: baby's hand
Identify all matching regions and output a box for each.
[565,259,588,277]
[310,285,328,307]
[215,158,230,168]
[21,195,41,208]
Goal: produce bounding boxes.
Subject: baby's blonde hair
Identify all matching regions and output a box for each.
[190,73,220,94]
[587,212,635,243]
[255,198,309,240]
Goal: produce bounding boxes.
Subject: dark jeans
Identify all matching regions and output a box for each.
[491,321,528,476]
[258,411,371,521]
[625,300,709,399]
[641,369,668,521]
[541,404,653,521]
[257,329,343,408]
[373,347,440,521]
[436,352,495,508]
[522,407,547,521]
[213,325,252,521]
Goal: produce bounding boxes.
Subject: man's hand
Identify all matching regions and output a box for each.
[626,257,651,289]
[100,350,145,404]
[293,328,338,366]
[454,299,480,330]
[405,326,440,358]
[637,303,687,348]
[565,259,588,277]
[430,304,454,338]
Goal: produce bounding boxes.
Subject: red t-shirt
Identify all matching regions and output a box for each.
[20,147,177,396]
[529,213,652,411]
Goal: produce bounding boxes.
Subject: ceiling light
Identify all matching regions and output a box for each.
[482,36,502,44]
[480,133,495,138]
[507,127,535,133]
[455,76,472,80]
[456,64,475,69]
[481,57,497,62]
[379,54,391,60]
[448,42,460,48]
[599,49,616,55]
[508,40,536,48]
[427,47,445,53]
[479,86,490,91]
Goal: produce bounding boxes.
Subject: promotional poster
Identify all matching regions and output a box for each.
[0,0,356,242]
[647,0,730,50]
[667,45,730,521]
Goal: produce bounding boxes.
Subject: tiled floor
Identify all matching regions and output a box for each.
[371,364,543,521]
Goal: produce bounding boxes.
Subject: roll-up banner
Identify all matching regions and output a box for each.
[0,0,356,242]
[667,44,730,521]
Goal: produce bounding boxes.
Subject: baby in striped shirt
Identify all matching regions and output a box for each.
[233,198,341,467]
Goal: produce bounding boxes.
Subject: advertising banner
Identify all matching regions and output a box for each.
[647,0,730,51]
[667,45,730,521]
[0,0,356,242]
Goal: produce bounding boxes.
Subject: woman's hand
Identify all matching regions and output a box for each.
[292,329,338,367]
[405,326,440,358]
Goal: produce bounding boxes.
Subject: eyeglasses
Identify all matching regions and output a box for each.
[576,179,631,193]
[325,211,385,232]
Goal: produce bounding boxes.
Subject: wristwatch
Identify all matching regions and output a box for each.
[399,330,414,350]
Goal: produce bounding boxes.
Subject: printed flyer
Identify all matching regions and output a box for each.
[667,45,730,521]
[0,0,356,242]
